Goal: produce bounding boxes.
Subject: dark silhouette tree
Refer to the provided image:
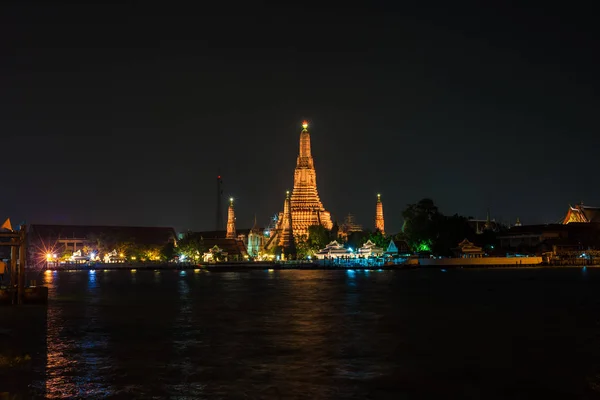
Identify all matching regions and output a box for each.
[402,198,440,251]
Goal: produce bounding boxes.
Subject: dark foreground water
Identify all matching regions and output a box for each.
[3,268,600,399]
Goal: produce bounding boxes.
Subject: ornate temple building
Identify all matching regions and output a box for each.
[226,197,236,239]
[246,216,265,258]
[277,190,295,252]
[468,210,500,234]
[375,193,385,234]
[563,203,600,224]
[314,240,352,259]
[288,121,333,235]
[267,121,333,252]
[339,213,363,239]
[358,240,384,257]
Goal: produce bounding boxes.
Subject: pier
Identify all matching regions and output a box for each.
[0,224,48,306]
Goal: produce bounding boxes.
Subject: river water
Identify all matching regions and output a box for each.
[2,268,600,399]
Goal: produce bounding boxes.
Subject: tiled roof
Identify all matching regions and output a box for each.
[203,238,247,256]
[582,206,600,223]
[564,205,600,224]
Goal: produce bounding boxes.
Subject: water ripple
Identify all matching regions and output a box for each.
[3,268,600,398]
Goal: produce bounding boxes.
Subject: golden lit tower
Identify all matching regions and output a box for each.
[278,191,295,252]
[226,197,236,239]
[288,121,333,237]
[375,193,385,235]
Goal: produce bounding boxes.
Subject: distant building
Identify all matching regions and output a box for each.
[202,239,248,262]
[453,239,485,258]
[385,239,398,256]
[268,121,333,249]
[358,240,384,257]
[186,227,250,261]
[28,224,176,262]
[497,223,600,254]
[246,218,265,258]
[277,191,295,253]
[339,213,363,240]
[0,219,12,261]
[514,217,522,227]
[468,209,500,234]
[314,241,352,260]
[563,203,600,224]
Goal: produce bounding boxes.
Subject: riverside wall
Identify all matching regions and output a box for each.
[418,257,543,266]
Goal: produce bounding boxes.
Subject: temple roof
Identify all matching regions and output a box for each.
[323,240,344,250]
[563,204,600,224]
[386,240,398,254]
[316,240,351,255]
[202,238,247,257]
[455,239,483,253]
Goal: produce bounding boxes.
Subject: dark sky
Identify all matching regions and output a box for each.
[1,1,598,233]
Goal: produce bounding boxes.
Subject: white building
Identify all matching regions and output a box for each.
[314,241,353,260]
[358,240,384,257]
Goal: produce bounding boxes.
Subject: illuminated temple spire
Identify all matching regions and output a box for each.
[226,197,236,239]
[299,121,312,162]
[288,121,333,237]
[278,190,295,252]
[375,193,385,235]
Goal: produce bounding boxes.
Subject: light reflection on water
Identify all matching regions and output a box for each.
[5,268,600,398]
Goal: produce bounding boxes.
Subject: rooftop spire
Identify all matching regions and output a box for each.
[375,193,385,235]
[226,197,236,239]
[298,121,312,161]
[278,191,295,253]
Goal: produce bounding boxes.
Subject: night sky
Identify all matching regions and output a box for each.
[1,2,598,234]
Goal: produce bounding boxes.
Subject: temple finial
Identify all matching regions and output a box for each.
[229,197,234,206]
[302,121,308,130]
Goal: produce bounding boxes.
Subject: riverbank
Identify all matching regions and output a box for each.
[41,262,407,272]
[35,262,600,272]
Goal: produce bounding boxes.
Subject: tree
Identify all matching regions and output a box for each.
[307,225,330,251]
[161,242,176,261]
[295,234,314,259]
[432,214,475,256]
[176,232,205,262]
[115,241,135,258]
[402,199,479,255]
[402,198,441,251]
[330,222,340,242]
[368,229,390,249]
[346,230,369,251]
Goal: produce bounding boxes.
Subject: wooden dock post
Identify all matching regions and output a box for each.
[1,224,36,305]
[17,225,27,305]
[10,239,17,304]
